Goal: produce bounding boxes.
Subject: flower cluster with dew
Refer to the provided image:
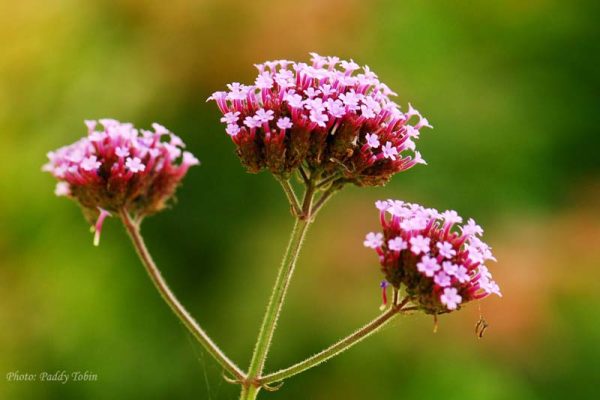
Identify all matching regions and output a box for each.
[208,53,431,187]
[364,200,501,314]
[43,119,199,245]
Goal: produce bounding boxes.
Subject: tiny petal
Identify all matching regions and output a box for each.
[365,133,380,149]
[152,123,169,135]
[115,146,130,158]
[462,218,483,236]
[375,200,390,211]
[434,271,451,287]
[221,112,241,125]
[81,156,101,172]
[436,241,456,259]
[417,255,440,277]
[276,117,293,130]
[183,151,200,166]
[381,142,398,160]
[84,120,97,131]
[442,261,458,276]
[388,237,407,251]
[440,287,462,310]
[442,210,463,225]
[364,232,384,249]
[226,124,241,137]
[126,157,146,173]
[410,235,430,255]
[54,182,70,197]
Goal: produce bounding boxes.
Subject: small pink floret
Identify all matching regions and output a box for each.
[417,255,440,277]
[277,117,293,130]
[440,287,462,310]
[410,235,430,255]
[388,237,407,251]
[364,232,384,249]
[126,157,146,173]
[81,156,101,172]
[365,133,380,149]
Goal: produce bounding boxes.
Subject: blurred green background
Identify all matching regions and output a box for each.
[1,0,599,399]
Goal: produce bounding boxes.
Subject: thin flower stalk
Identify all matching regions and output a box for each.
[260,290,407,385]
[120,209,246,382]
[245,190,315,385]
[277,178,302,217]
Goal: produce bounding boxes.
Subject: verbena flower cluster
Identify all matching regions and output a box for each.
[208,53,431,186]
[43,119,199,243]
[364,200,501,314]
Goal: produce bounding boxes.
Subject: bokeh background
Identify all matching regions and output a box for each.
[1,0,599,399]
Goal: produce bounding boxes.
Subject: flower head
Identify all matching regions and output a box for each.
[365,200,500,314]
[209,54,432,186]
[43,119,200,244]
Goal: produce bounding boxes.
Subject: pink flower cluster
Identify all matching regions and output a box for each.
[43,119,199,243]
[208,53,431,186]
[364,200,501,313]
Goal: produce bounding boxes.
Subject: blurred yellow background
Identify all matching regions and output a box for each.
[1,0,598,399]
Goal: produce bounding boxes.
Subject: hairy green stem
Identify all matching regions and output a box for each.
[119,209,246,382]
[298,165,310,185]
[242,186,316,399]
[244,217,312,382]
[240,382,261,399]
[260,291,405,385]
[277,178,302,217]
[311,182,342,217]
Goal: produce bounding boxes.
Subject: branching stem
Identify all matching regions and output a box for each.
[240,172,404,398]
[311,182,342,217]
[277,178,302,217]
